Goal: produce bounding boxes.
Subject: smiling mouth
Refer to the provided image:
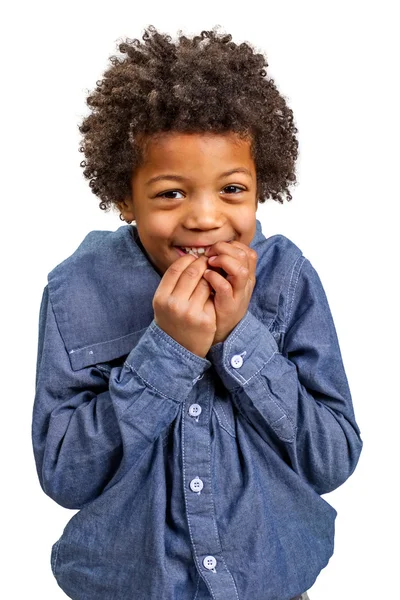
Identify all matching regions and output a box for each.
[174,239,234,257]
[174,247,228,278]
[177,247,210,257]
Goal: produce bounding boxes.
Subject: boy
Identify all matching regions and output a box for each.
[32,25,362,599]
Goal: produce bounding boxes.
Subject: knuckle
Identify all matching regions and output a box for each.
[249,249,258,260]
[184,311,200,326]
[220,280,231,293]
[238,265,249,276]
[186,309,199,322]
[199,279,210,289]
[166,295,181,313]
[153,293,164,308]
[168,264,182,277]
[237,248,247,258]
[185,266,200,279]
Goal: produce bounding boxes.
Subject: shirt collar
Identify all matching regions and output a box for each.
[47,219,266,370]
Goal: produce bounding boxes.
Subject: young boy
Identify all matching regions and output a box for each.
[32,25,362,600]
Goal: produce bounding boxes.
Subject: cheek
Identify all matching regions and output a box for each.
[236,213,257,245]
[139,216,173,244]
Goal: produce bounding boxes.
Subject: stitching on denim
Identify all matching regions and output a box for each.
[51,540,60,576]
[181,392,216,600]
[219,312,251,385]
[259,377,296,442]
[285,255,306,329]
[230,349,279,389]
[68,329,146,354]
[216,551,240,600]
[271,414,286,425]
[204,377,219,598]
[206,377,240,600]
[218,402,236,437]
[96,364,111,375]
[192,573,201,600]
[212,406,236,439]
[222,312,280,386]
[150,321,207,366]
[224,313,250,359]
[284,254,302,327]
[122,361,181,403]
[231,391,253,427]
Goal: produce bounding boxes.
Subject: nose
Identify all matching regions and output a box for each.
[182,194,225,231]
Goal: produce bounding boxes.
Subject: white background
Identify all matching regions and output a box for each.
[1,1,399,598]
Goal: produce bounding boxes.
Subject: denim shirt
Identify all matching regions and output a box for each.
[32,219,362,600]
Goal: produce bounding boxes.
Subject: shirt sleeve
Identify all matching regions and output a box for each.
[32,286,211,509]
[208,257,363,495]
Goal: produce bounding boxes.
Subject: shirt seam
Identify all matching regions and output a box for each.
[122,361,182,404]
[285,255,307,330]
[149,321,210,367]
[212,405,236,438]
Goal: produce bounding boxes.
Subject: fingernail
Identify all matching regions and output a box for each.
[208,256,217,262]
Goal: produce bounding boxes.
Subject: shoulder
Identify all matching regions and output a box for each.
[47,227,133,282]
[250,231,308,331]
[254,232,306,287]
[43,225,160,370]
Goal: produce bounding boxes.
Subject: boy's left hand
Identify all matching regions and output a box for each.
[202,241,257,345]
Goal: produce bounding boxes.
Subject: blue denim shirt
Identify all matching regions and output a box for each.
[32,219,362,600]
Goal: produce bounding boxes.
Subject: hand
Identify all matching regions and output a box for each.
[203,241,257,345]
[153,254,217,358]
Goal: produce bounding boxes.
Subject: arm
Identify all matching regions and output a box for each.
[208,257,363,495]
[32,286,211,509]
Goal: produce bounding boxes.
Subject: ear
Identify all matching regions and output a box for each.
[116,198,135,222]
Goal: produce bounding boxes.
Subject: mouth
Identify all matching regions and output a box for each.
[174,239,234,258]
[175,246,211,257]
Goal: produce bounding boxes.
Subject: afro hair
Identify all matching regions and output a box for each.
[78,24,299,215]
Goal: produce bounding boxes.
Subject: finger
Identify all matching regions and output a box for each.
[188,275,215,308]
[171,255,210,299]
[204,241,249,262]
[246,246,258,275]
[202,268,233,301]
[207,241,257,285]
[157,253,198,296]
[206,254,249,294]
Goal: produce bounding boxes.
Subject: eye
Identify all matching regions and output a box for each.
[155,185,246,200]
[222,185,246,194]
[156,190,184,199]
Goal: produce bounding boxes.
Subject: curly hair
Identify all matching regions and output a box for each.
[78,24,299,214]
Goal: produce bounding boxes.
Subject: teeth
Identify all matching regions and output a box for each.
[182,247,207,255]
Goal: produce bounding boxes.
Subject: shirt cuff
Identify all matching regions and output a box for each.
[124,319,212,402]
[207,311,279,391]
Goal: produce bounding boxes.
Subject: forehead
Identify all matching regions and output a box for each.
[138,132,255,172]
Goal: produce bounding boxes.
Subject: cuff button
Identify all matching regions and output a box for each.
[230,354,244,369]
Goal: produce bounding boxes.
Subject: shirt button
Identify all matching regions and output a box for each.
[231,354,243,368]
[188,403,202,417]
[203,556,217,570]
[189,476,204,493]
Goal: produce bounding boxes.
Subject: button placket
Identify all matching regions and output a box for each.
[182,384,239,597]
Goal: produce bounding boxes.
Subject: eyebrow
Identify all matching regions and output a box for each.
[145,168,253,187]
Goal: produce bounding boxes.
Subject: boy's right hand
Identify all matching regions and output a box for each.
[152,254,216,358]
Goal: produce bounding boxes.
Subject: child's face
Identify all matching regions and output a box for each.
[118,131,258,276]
